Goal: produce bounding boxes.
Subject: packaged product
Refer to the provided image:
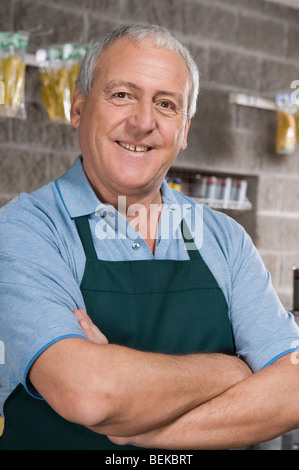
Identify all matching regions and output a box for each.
[38,43,88,124]
[276,111,296,155]
[275,93,297,155]
[167,178,182,192]
[0,32,29,118]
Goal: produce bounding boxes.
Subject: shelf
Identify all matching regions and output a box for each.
[167,169,254,212]
[229,92,277,111]
[193,197,252,211]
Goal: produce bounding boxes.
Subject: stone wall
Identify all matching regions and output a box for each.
[1,0,299,308]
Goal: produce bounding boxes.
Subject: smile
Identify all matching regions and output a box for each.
[117,141,152,152]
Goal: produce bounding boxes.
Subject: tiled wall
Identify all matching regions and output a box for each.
[1,0,299,308]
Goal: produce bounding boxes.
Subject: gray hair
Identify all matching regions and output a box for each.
[76,23,200,119]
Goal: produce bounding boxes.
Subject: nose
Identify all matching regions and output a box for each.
[126,98,156,135]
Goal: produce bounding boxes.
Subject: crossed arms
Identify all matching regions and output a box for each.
[28,308,299,450]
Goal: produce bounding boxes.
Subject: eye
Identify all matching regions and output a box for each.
[114,92,128,99]
[159,100,176,111]
[160,101,172,108]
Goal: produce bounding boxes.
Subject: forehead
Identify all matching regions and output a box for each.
[94,38,191,97]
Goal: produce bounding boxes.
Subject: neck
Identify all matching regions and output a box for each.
[84,168,164,254]
[91,180,163,218]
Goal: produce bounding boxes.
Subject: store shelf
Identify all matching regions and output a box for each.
[229,92,277,111]
[167,168,254,213]
[193,197,252,211]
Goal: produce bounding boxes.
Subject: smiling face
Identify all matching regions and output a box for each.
[71,38,192,205]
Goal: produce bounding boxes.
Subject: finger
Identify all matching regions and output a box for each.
[73,308,84,321]
[107,435,136,446]
[78,307,89,319]
[73,308,109,344]
[80,319,109,345]
[73,308,90,321]
[73,308,93,327]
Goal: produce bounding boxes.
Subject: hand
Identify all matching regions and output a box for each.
[108,435,137,446]
[108,430,160,448]
[73,308,108,344]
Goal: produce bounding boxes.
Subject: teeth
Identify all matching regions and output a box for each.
[118,142,150,152]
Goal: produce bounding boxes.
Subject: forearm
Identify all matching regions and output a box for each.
[30,338,251,437]
[115,353,299,449]
[70,309,252,436]
[88,347,251,436]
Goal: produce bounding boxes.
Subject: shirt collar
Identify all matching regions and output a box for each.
[56,155,183,219]
[56,156,102,218]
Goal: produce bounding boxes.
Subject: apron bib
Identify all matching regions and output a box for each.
[0,217,235,450]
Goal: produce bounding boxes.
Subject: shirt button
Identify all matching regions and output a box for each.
[132,242,141,251]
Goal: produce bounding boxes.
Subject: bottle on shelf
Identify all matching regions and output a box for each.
[190,174,250,210]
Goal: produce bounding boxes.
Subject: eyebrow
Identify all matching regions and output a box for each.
[104,80,141,94]
[104,80,184,106]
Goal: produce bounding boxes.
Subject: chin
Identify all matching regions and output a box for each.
[113,176,155,195]
[113,171,150,189]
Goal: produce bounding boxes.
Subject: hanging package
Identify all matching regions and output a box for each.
[276,111,296,155]
[275,93,297,155]
[38,43,88,124]
[0,32,29,118]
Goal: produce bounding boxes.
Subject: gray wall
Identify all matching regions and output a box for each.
[1,0,299,309]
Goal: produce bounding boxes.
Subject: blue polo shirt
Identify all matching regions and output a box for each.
[1,156,299,416]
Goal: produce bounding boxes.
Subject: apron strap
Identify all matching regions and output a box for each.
[74,215,201,262]
[180,219,201,261]
[74,215,98,260]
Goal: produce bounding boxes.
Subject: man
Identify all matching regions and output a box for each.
[1,23,299,450]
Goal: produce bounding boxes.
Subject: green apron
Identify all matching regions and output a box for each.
[0,216,235,450]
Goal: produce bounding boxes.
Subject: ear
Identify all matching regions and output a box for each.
[70,88,85,129]
[180,118,191,151]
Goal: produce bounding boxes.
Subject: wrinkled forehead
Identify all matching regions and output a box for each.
[93,37,192,98]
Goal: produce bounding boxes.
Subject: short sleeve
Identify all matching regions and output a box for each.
[229,222,299,372]
[0,206,86,397]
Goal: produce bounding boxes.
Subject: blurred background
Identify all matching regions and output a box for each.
[0,0,299,310]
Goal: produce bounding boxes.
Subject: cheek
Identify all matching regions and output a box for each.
[170,125,187,151]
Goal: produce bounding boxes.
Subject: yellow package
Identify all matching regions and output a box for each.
[39,44,87,124]
[40,69,56,121]
[40,66,70,123]
[0,79,4,104]
[52,66,69,121]
[0,32,29,118]
[68,62,81,99]
[0,56,25,112]
[275,110,296,155]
